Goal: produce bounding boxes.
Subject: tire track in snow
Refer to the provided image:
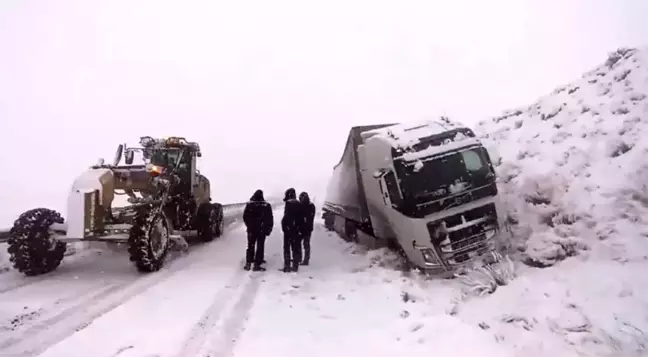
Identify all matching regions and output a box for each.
[174,259,250,357]
[0,276,49,294]
[0,220,247,357]
[0,283,124,350]
[0,248,102,294]
[1,280,110,334]
[202,273,264,357]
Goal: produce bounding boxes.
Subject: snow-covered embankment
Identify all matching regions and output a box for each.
[458,47,648,356]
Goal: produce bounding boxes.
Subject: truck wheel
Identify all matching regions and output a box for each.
[7,208,67,276]
[323,213,334,231]
[387,239,414,272]
[197,203,223,242]
[128,207,170,273]
[344,219,358,242]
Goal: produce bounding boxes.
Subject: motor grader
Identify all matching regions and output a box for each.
[5,136,225,276]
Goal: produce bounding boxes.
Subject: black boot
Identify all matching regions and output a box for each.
[300,260,309,266]
[282,265,292,273]
[253,264,266,272]
[291,263,299,272]
[244,262,251,271]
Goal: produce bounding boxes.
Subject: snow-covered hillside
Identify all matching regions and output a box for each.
[467,47,648,355]
[479,47,648,266]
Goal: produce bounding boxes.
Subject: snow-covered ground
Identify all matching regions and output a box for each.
[0,207,514,357]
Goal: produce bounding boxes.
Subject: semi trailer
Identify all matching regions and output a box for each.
[322,118,502,274]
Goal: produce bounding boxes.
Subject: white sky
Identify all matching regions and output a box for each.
[0,0,646,225]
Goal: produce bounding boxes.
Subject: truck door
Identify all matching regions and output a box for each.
[377,170,403,209]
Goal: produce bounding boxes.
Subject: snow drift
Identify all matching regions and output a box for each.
[463,47,648,356]
[478,47,648,268]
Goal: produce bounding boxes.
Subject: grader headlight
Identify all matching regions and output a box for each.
[146,163,164,176]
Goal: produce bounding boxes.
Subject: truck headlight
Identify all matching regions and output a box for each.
[420,248,438,264]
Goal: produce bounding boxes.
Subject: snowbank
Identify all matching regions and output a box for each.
[463,47,648,356]
[477,47,648,268]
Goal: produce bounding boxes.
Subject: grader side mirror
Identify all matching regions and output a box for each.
[124,149,135,165]
[113,144,124,166]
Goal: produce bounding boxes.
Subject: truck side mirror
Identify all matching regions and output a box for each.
[124,149,134,165]
[372,168,387,179]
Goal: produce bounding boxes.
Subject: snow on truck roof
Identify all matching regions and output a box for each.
[361,118,481,162]
[362,118,463,146]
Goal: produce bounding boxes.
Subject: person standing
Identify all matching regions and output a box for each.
[242,189,273,271]
[298,192,316,266]
[281,188,302,272]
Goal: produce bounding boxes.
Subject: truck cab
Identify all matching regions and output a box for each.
[323,119,501,273]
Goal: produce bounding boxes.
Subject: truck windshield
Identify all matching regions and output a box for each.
[394,146,495,206]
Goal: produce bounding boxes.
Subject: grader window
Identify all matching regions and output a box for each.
[151,149,181,168]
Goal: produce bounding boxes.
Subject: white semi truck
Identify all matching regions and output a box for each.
[322,118,502,274]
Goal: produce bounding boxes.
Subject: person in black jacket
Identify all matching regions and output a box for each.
[281,187,302,272]
[242,189,273,271]
[298,192,316,265]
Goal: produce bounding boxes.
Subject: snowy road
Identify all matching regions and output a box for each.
[0,209,512,357]
[0,210,254,357]
[4,205,639,357]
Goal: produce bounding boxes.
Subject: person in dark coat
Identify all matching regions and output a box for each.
[242,189,273,271]
[298,192,316,265]
[281,187,302,272]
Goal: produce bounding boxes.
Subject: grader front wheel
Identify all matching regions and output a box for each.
[6,208,68,276]
[128,207,171,273]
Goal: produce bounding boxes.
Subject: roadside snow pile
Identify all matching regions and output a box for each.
[478,47,648,268]
[466,47,648,356]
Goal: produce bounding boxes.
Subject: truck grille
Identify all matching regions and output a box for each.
[427,203,498,265]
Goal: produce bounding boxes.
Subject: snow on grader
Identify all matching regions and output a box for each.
[3,136,225,276]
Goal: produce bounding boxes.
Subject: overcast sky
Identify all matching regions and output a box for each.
[0,0,646,224]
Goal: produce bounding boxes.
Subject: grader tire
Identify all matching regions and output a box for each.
[197,203,224,242]
[128,207,170,273]
[7,208,67,276]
